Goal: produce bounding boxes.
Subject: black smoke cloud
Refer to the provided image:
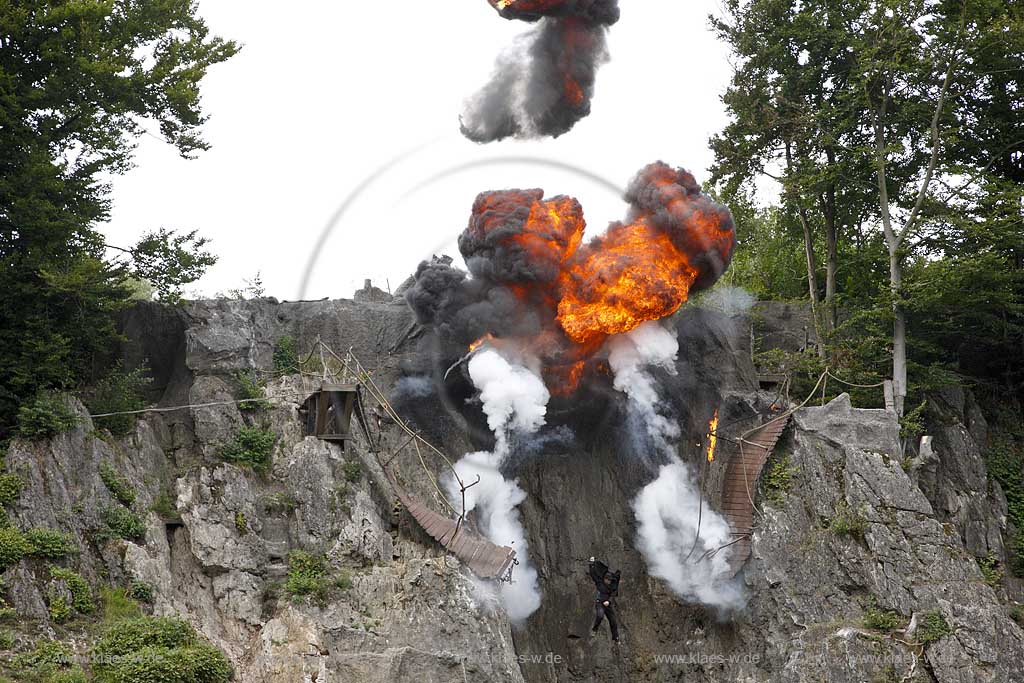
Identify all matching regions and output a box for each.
[460,1,621,143]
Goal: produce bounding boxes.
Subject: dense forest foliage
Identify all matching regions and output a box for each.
[0,1,236,438]
[709,0,1023,415]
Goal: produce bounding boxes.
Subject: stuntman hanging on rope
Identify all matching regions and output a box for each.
[588,557,621,643]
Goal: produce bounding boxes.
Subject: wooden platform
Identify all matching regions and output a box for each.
[392,482,517,580]
[721,413,791,575]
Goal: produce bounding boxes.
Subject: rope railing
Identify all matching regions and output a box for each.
[694,365,876,565]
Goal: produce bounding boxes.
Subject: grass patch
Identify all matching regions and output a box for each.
[99,463,136,507]
[285,551,330,600]
[264,492,298,515]
[863,603,904,631]
[283,551,353,604]
[829,502,870,539]
[342,460,362,483]
[128,580,154,605]
[99,586,143,624]
[11,639,75,681]
[218,427,276,473]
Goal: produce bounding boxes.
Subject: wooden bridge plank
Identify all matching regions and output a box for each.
[720,414,791,576]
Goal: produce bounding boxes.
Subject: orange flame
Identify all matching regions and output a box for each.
[706,409,719,462]
[454,162,735,395]
[469,334,496,352]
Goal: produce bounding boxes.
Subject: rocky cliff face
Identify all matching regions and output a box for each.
[2,295,1020,683]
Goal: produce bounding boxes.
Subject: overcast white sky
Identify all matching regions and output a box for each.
[100,1,738,301]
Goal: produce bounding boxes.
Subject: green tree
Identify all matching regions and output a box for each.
[711,0,1024,410]
[0,1,237,436]
[710,0,877,349]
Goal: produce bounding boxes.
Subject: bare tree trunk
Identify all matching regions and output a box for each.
[787,142,825,358]
[823,159,838,333]
[888,245,907,416]
[873,58,956,418]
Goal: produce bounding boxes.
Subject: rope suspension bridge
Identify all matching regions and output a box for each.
[87,336,889,581]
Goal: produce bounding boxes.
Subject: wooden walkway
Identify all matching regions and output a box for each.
[392,481,517,580]
[720,413,790,575]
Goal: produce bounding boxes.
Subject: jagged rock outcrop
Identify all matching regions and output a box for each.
[2,294,1020,683]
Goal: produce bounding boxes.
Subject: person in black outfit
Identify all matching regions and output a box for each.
[588,557,620,643]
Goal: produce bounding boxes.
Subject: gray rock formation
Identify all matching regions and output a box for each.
[2,293,1020,683]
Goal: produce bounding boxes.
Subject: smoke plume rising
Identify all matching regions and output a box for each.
[461,0,621,142]
[607,323,745,610]
[633,462,744,609]
[607,321,681,455]
[445,348,547,621]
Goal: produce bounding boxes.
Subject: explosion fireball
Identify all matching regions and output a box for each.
[406,161,736,395]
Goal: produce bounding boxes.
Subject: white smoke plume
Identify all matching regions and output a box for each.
[607,321,681,454]
[607,322,746,610]
[633,463,745,609]
[445,347,547,622]
[696,285,756,316]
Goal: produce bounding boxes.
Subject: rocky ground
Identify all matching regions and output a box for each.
[1,294,1021,682]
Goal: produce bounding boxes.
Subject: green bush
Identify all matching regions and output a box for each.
[0,473,24,506]
[11,639,74,679]
[26,528,77,559]
[91,617,232,683]
[978,554,1003,587]
[0,526,33,570]
[15,394,79,440]
[101,506,146,542]
[84,364,151,437]
[285,551,329,600]
[342,460,362,483]
[273,336,299,374]
[916,611,953,645]
[1010,606,1024,626]
[760,452,797,504]
[219,427,276,473]
[830,503,869,539]
[50,567,94,615]
[264,492,298,515]
[99,463,137,507]
[150,491,177,519]
[94,644,233,683]
[0,629,12,649]
[863,604,904,631]
[128,580,154,604]
[49,668,88,683]
[48,593,72,623]
[236,372,271,411]
[234,511,247,536]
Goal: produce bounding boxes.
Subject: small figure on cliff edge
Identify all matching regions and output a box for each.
[588,557,621,644]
